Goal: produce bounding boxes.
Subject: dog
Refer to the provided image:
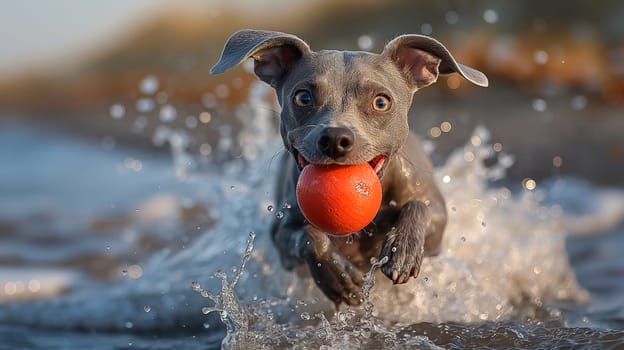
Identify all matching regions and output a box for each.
[211,29,488,306]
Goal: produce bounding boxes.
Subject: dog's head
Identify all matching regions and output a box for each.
[211,29,487,178]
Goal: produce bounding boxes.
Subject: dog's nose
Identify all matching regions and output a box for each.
[318,127,354,159]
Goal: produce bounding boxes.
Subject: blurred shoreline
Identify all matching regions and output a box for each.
[1,1,623,185]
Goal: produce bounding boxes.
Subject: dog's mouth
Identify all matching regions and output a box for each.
[368,154,387,178]
[295,152,387,179]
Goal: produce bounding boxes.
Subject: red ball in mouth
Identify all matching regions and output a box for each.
[296,161,383,235]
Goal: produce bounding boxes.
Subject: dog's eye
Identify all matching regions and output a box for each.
[294,90,313,107]
[372,95,391,111]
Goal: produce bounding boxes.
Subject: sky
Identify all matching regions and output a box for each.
[0,0,300,78]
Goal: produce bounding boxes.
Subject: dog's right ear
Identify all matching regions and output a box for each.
[382,34,488,90]
[210,29,311,87]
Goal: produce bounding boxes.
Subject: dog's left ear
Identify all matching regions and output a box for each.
[210,29,311,87]
[382,34,488,90]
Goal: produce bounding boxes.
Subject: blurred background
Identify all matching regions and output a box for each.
[1,0,623,182]
[0,0,623,313]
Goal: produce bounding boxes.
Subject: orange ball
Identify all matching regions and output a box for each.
[296,163,382,235]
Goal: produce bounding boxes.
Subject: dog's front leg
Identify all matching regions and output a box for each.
[302,226,365,306]
[272,217,364,306]
[379,200,430,284]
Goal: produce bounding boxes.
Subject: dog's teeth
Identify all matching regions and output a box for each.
[374,157,385,173]
[297,153,309,169]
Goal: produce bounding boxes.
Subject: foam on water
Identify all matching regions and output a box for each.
[1,81,624,348]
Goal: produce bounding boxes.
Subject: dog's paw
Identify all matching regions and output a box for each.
[379,225,425,284]
[303,244,364,306]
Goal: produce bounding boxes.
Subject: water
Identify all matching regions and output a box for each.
[1,83,623,349]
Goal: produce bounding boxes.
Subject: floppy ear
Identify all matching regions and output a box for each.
[382,34,488,90]
[211,29,311,87]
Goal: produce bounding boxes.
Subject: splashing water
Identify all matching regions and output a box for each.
[181,121,595,347]
[2,77,624,349]
[193,232,258,348]
[193,239,441,350]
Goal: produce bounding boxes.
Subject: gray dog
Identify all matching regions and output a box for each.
[211,29,488,307]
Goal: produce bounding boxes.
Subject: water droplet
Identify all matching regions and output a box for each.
[483,9,499,24]
[470,135,482,146]
[215,84,230,99]
[461,236,466,242]
[131,116,148,134]
[440,121,452,132]
[389,200,397,207]
[159,104,177,122]
[282,202,292,209]
[127,265,143,279]
[481,221,487,227]
[199,143,212,156]
[275,210,284,219]
[203,322,211,329]
[346,235,354,245]
[553,156,563,168]
[191,280,201,291]
[267,205,274,212]
[121,269,128,276]
[300,312,311,320]
[144,305,151,313]
[199,111,212,123]
[230,186,235,190]
[105,246,111,251]
[464,151,475,162]
[430,126,442,138]
[421,23,433,35]
[445,10,459,24]
[202,307,211,315]
[185,115,198,129]
[135,98,155,113]
[522,177,537,190]
[109,104,125,119]
[357,35,374,50]
[442,175,451,184]
[201,93,217,109]
[391,246,397,253]
[571,95,587,110]
[532,98,547,112]
[140,75,159,95]
[533,50,549,65]
[316,263,322,268]
[424,277,429,282]
[124,321,133,329]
